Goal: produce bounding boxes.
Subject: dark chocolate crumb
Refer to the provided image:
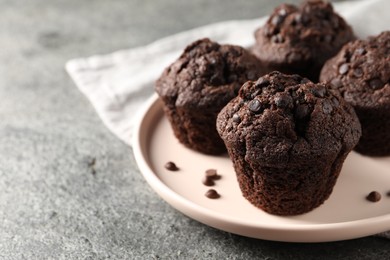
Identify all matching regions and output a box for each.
[165,161,179,171]
[338,63,349,75]
[366,191,381,202]
[202,176,215,187]
[248,99,262,113]
[368,78,383,90]
[205,189,220,199]
[232,113,241,123]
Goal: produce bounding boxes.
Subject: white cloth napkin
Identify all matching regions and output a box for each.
[66,0,390,239]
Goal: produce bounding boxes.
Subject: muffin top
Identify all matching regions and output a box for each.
[155,38,264,110]
[217,72,361,167]
[320,31,390,109]
[254,0,355,66]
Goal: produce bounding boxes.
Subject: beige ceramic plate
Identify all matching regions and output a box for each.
[133,94,390,242]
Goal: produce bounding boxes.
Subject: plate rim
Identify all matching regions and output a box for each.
[132,94,390,242]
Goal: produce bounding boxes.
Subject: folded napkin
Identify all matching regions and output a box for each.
[66,0,390,240]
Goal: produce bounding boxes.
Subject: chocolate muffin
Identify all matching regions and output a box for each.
[217,72,361,215]
[251,0,355,82]
[320,31,390,156]
[155,38,264,155]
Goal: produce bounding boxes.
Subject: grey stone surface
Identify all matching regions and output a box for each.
[0,0,389,259]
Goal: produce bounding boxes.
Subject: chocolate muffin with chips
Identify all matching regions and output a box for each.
[217,72,361,215]
[320,31,390,156]
[155,38,264,155]
[251,0,355,82]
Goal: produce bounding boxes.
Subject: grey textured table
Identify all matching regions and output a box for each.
[0,0,389,259]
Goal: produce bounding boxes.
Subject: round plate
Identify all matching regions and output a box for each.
[132,94,390,242]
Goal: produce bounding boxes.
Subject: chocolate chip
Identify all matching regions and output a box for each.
[164,161,179,171]
[271,15,284,26]
[271,34,284,44]
[387,191,390,197]
[255,77,270,88]
[294,14,302,23]
[205,169,221,180]
[202,176,215,187]
[366,191,381,202]
[295,104,309,119]
[332,97,340,107]
[330,78,342,88]
[205,189,220,199]
[232,113,241,123]
[322,100,333,114]
[338,64,349,75]
[274,93,293,108]
[311,86,326,98]
[368,78,383,90]
[205,169,217,178]
[278,8,287,16]
[355,47,366,55]
[353,68,363,78]
[248,99,262,113]
[300,78,311,84]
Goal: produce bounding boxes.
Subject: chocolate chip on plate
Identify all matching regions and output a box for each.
[205,169,221,180]
[205,189,220,199]
[164,161,179,171]
[366,191,381,202]
[202,176,215,187]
